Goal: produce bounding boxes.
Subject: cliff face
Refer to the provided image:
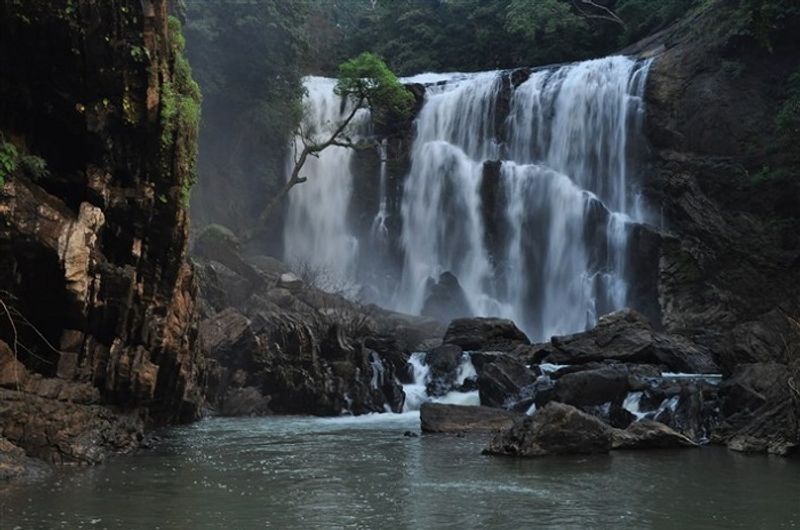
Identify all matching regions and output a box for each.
[0,0,204,465]
[637,2,800,371]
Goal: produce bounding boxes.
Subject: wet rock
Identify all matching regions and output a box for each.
[443,317,530,352]
[0,388,143,465]
[0,437,50,481]
[476,354,536,409]
[544,309,718,373]
[484,402,613,457]
[612,420,698,449]
[421,271,472,324]
[425,344,464,396]
[715,362,798,455]
[553,366,631,407]
[421,403,522,434]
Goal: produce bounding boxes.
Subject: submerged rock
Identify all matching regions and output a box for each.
[421,403,522,434]
[484,402,613,457]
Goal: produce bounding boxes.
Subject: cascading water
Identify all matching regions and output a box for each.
[283,57,652,341]
[283,76,368,291]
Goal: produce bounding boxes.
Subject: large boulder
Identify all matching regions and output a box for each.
[612,420,698,449]
[553,365,631,408]
[421,272,472,324]
[543,309,719,373]
[444,317,530,352]
[476,354,537,409]
[483,402,613,457]
[420,403,522,433]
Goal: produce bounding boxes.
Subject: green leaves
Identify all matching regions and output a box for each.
[335,52,414,121]
[0,141,18,186]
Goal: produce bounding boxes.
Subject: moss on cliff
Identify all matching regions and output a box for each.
[161,15,202,206]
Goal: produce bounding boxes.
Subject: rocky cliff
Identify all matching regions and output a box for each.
[635,1,800,373]
[0,0,205,470]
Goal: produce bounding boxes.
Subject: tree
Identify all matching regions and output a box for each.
[246,52,414,239]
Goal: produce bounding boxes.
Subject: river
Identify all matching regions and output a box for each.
[1,412,798,529]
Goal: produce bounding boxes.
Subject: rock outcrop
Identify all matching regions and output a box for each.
[194,227,444,416]
[539,309,719,374]
[0,1,205,468]
[443,318,530,352]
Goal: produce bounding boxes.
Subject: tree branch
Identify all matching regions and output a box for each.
[572,0,626,27]
[243,97,367,243]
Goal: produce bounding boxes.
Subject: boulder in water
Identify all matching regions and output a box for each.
[476,354,537,410]
[612,420,698,449]
[552,365,631,407]
[484,402,613,457]
[443,317,530,352]
[421,272,472,324]
[420,403,522,433]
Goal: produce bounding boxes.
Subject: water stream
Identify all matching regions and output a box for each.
[2,415,797,529]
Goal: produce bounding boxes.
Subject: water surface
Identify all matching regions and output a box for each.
[1,413,798,529]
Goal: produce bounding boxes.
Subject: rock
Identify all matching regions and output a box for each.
[544,309,719,373]
[219,387,271,417]
[420,403,522,434]
[0,388,143,465]
[715,362,798,455]
[484,402,613,457]
[443,317,530,352]
[0,1,206,434]
[477,354,537,410]
[424,344,463,396]
[0,437,50,481]
[553,366,630,407]
[421,271,472,323]
[278,272,303,292]
[612,420,698,449]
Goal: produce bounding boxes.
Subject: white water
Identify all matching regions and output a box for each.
[284,57,652,340]
[283,76,368,289]
[402,352,479,412]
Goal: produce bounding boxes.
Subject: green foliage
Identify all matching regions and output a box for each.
[162,16,202,206]
[308,0,699,75]
[0,141,18,186]
[0,139,48,186]
[19,153,48,181]
[736,0,800,51]
[336,52,415,123]
[506,0,586,42]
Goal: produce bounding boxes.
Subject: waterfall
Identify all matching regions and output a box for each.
[283,57,652,341]
[283,76,368,293]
